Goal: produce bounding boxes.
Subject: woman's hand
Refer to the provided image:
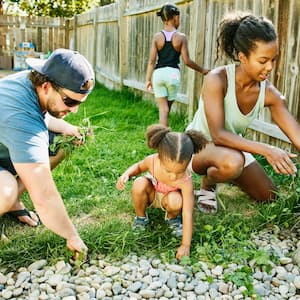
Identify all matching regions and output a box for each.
[265,145,297,175]
[116,174,129,190]
[176,244,190,260]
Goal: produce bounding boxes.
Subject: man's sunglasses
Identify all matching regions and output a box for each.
[58,90,84,107]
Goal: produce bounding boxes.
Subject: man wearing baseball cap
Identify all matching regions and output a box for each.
[0,48,95,257]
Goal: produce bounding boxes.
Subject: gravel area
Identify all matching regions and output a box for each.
[0,226,299,300]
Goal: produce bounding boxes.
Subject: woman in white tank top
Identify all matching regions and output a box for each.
[187,12,300,213]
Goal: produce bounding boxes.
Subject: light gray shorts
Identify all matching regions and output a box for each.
[243,151,255,167]
[187,151,256,173]
[152,67,180,100]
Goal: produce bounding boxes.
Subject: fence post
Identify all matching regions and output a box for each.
[275,0,289,91]
[118,0,126,89]
[186,0,207,121]
[74,15,78,50]
[65,18,70,49]
[92,8,98,71]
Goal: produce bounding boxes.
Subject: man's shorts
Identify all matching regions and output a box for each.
[48,131,60,156]
[152,67,180,101]
[0,157,17,175]
[0,131,60,175]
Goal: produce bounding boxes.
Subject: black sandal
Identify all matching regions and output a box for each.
[6,209,41,226]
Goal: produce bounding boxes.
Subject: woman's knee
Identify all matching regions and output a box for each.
[205,151,244,181]
[218,151,244,176]
[192,145,244,177]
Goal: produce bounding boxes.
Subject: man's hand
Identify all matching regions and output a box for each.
[64,124,82,140]
[66,235,88,260]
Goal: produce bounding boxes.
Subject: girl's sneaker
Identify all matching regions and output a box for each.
[132,214,149,231]
[165,215,182,238]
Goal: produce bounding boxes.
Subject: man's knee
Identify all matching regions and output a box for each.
[0,178,18,213]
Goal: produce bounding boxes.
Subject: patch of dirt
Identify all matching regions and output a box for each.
[73,213,99,226]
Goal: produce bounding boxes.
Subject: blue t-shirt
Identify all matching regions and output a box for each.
[0,71,49,163]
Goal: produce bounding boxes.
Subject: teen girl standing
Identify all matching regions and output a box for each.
[146,3,209,127]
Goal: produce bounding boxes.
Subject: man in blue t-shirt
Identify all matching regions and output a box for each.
[0,48,94,258]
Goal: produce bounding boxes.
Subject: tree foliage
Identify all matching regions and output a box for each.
[3,0,114,17]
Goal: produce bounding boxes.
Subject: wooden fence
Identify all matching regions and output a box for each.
[67,0,300,150]
[0,0,299,150]
[0,15,67,54]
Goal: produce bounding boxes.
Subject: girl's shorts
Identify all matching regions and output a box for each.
[150,191,166,211]
[152,67,180,101]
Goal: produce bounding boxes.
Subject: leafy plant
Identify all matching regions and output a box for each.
[49,116,95,157]
[224,266,255,297]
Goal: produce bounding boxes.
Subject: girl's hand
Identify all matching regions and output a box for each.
[202,68,210,75]
[266,146,297,175]
[176,244,190,260]
[146,81,152,91]
[116,174,129,190]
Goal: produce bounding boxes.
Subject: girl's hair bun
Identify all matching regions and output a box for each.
[157,3,180,20]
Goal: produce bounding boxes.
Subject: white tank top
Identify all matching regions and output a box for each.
[186,64,266,139]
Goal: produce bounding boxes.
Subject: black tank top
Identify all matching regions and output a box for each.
[155,31,180,69]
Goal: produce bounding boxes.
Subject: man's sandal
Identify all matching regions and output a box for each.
[6,209,41,226]
[194,189,218,214]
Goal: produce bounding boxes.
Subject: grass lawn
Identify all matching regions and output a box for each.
[0,83,299,270]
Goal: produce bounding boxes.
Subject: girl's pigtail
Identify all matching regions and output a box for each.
[185,130,208,153]
[146,124,170,149]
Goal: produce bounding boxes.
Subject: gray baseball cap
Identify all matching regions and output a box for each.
[26,48,95,94]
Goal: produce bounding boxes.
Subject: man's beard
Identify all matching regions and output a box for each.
[46,109,65,119]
